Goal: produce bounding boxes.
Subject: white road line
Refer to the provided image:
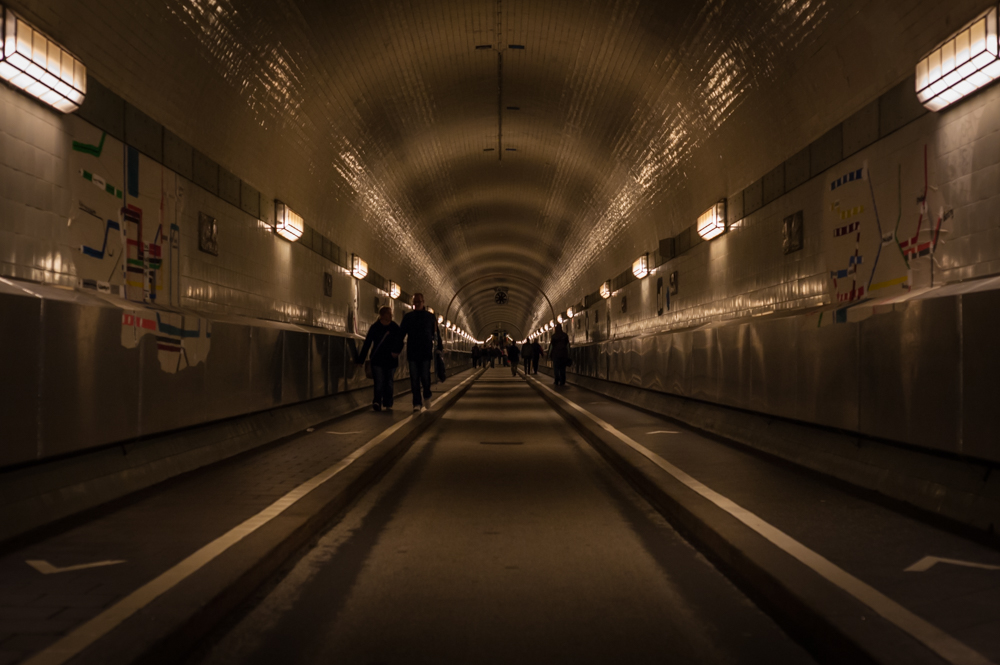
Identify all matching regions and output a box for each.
[23,372,480,665]
[326,431,365,435]
[647,430,679,435]
[529,376,995,665]
[905,556,1000,573]
[27,560,126,575]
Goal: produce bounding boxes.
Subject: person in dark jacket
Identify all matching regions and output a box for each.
[507,341,521,376]
[530,340,543,374]
[398,293,442,411]
[549,323,571,386]
[520,340,533,374]
[356,306,403,411]
[489,345,497,368]
[471,344,481,368]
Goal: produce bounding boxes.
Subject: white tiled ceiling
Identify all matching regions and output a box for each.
[13,0,984,335]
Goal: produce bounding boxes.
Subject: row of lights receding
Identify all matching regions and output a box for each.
[434,313,476,343]
[3,3,992,332]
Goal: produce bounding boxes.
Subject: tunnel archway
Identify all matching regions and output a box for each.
[444,274,556,334]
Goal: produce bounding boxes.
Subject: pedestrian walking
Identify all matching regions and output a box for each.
[530,339,543,374]
[507,340,520,376]
[471,344,481,368]
[398,293,443,411]
[549,323,571,386]
[520,339,533,375]
[356,306,403,411]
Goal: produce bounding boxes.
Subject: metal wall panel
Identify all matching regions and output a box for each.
[858,299,962,453]
[248,325,284,412]
[202,323,255,422]
[962,290,1000,459]
[309,334,332,399]
[138,333,208,436]
[0,290,41,466]
[281,331,310,405]
[38,300,141,459]
[796,321,859,431]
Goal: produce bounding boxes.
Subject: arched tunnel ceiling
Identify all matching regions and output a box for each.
[21,0,984,338]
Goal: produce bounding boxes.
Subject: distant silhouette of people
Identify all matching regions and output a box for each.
[356,306,403,411]
[398,293,442,411]
[507,341,520,376]
[471,344,481,368]
[549,323,570,386]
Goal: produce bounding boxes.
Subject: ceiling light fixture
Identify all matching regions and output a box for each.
[0,7,86,113]
[917,6,1000,111]
[697,200,727,241]
[274,201,304,242]
[600,281,612,299]
[389,281,400,299]
[566,308,574,318]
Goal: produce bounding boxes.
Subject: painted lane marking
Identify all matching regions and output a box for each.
[527,376,995,665]
[27,560,126,575]
[326,431,365,435]
[647,430,679,435]
[906,556,1000,573]
[23,371,481,665]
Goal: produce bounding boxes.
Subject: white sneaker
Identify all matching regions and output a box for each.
[424,397,433,408]
[413,405,422,413]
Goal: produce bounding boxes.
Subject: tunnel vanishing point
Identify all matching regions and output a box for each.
[1,1,1000,664]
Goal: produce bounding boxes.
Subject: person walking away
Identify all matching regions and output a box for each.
[507,340,521,377]
[530,339,543,374]
[489,345,497,368]
[520,340,533,375]
[549,323,571,386]
[398,293,442,411]
[471,344,480,368]
[356,306,403,411]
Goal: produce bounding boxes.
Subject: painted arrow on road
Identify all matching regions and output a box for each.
[905,556,1000,573]
[27,559,126,574]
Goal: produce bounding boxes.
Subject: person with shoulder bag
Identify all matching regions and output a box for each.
[356,306,404,411]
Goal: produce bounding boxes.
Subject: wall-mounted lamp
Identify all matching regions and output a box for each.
[566,308,574,319]
[917,6,1000,111]
[351,254,368,279]
[632,253,649,279]
[600,281,612,299]
[437,315,444,324]
[389,281,400,299]
[557,314,565,324]
[274,201,304,242]
[0,7,86,113]
[697,200,727,241]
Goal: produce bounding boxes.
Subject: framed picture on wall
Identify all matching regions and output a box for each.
[669,271,679,296]
[198,212,218,256]
[783,210,803,254]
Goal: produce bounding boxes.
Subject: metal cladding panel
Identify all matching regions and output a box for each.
[0,291,41,466]
[784,147,810,191]
[281,330,310,405]
[203,323,256,421]
[749,318,800,419]
[328,334,348,394]
[809,125,843,178]
[639,335,658,390]
[859,299,962,454]
[762,164,785,206]
[796,322,860,432]
[219,169,241,208]
[124,103,163,162]
[743,179,764,216]
[960,290,1000,460]
[689,328,722,404]
[309,333,332,398]
[717,323,754,413]
[38,301,141,458]
[138,334,208,436]
[249,326,284,411]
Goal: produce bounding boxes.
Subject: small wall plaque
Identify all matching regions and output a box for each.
[669,271,679,296]
[323,271,333,297]
[783,210,803,254]
[198,212,218,256]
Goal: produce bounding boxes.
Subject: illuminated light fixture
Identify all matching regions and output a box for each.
[437,315,444,324]
[351,254,368,279]
[0,8,86,113]
[566,308,574,318]
[557,314,565,324]
[916,6,1000,112]
[600,281,612,299]
[427,307,434,314]
[274,201,304,242]
[389,281,400,299]
[632,253,649,279]
[697,200,727,241]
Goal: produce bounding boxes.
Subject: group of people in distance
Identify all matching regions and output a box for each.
[470,323,571,385]
[355,293,575,414]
